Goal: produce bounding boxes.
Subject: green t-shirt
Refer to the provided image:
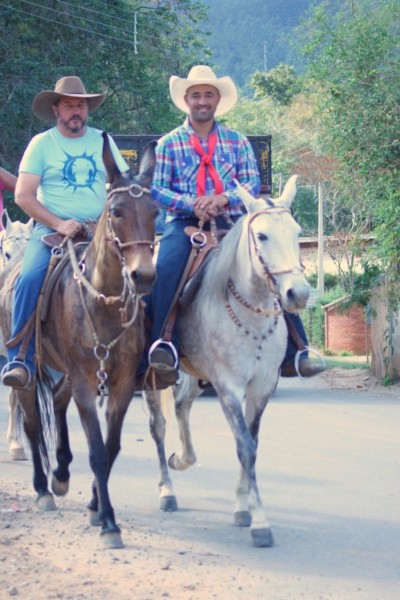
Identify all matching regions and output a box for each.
[19,127,128,221]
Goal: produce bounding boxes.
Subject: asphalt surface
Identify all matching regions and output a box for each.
[0,374,399,599]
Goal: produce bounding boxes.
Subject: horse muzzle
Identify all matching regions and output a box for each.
[280,277,310,312]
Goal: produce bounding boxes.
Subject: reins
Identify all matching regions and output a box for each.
[68,182,153,402]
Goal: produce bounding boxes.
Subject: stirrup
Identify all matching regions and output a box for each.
[294,347,325,380]
[1,360,32,388]
[148,339,179,371]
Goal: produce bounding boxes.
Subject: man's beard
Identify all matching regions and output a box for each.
[60,116,87,133]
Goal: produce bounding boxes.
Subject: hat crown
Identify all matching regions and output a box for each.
[187,65,217,82]
[54,76,88,95]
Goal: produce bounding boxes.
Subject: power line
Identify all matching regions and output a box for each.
[56,0,164,26]
[0,1,173,45]
[14,0,138,39]
[0,2,139,46]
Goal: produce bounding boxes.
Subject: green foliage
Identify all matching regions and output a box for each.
[304,285,346,347]
[203,0,315,87]
[299,0,400,288]
[250,65,299,105]
[344,262,382,308]
[307,272,339,290]
[0,0,210,177]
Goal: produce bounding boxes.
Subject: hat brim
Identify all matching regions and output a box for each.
[169,75,237,117]
[32,90,107,122]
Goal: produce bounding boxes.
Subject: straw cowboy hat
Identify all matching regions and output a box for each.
[32,76,107,122]
[169,65,238,117]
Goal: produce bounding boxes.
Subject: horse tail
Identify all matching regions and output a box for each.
[35,366,56,473]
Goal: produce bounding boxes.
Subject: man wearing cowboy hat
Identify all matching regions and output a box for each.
[1,76,128,389]
[140,65,323,385]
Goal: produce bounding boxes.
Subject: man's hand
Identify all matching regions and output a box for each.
[194,194,228,220]
[56,219,83,238]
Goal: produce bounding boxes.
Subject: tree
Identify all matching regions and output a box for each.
[299,0,400,290]
[0,0,210,184]
[250,64,298,105]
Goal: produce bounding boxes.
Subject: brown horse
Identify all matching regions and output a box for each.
[0,133,158,548]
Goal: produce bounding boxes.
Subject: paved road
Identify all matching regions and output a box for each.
[0,375,399,599]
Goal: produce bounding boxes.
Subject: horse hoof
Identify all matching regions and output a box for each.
[88,509,101,526]
[168,452,195,471]
[51,475,69,496]
[101,531,124,549]
[36,493,57,512]
[250,527,274,547]
[9,446,28,461]
[160,495,178,512]
[234,511,251,527]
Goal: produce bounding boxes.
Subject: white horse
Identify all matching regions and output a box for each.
[144,175,310,547]
[0,208,33,460]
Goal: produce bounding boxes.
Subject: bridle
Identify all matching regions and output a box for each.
[247,206,305,294]
[106,182,156,260]
[224,205,304,332]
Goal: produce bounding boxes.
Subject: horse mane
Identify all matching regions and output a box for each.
[196,215,246,309]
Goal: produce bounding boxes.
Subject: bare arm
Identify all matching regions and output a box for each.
[0,167,17,192]
[15,172,82,236]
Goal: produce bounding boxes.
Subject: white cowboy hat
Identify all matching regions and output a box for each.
[169,65,238,117]
[32,76,107,122]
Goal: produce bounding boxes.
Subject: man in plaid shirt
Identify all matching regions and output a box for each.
[139,65,323,388]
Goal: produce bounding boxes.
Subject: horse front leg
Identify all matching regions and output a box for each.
[234,391,271,529]
[143,388,178,512]
[7,389,28,460]
[73,386,123,549]
[217,386,273,547]
[51,376,73,497]
[168,373,199,471]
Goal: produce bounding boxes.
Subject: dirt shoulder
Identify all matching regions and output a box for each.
[321,366,400,394]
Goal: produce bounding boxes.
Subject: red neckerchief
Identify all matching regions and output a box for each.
[189,131,224,195]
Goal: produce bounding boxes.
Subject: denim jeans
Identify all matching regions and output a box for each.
[7,223,54,373]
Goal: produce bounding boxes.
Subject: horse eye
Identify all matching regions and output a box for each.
[110,207,122,218]
[257,233,268,242]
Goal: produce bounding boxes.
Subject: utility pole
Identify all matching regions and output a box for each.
[317,182,325,296]
[264,42,268,72]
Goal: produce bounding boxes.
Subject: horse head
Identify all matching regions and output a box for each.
[0,209,33,267]
[100,133,158,295]
[235,176,310,312]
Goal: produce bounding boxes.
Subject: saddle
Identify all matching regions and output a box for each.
[4,231,92,368]
[161,226,227,342]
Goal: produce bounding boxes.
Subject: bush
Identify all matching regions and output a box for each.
[303,285,346,348]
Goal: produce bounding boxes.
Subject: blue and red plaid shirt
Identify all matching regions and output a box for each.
[151,118,260,221]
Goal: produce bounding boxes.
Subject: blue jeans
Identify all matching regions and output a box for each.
[7,223,54,374]
[283,312,308,363]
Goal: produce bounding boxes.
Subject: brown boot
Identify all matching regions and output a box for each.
[2,365,31,389]
[136,368,179,391]
[280,358,325,378]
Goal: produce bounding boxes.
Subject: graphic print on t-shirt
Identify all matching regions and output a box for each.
[62,151,99,193]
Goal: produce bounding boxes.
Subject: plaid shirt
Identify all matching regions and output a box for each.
[151,118,260,220]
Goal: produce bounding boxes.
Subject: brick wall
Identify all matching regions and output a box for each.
[325,303,369,354]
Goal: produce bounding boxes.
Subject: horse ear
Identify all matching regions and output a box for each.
[234,180,270,213]
[102,132,120,185]
[275,175,298,208]
[138,141,157,182]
